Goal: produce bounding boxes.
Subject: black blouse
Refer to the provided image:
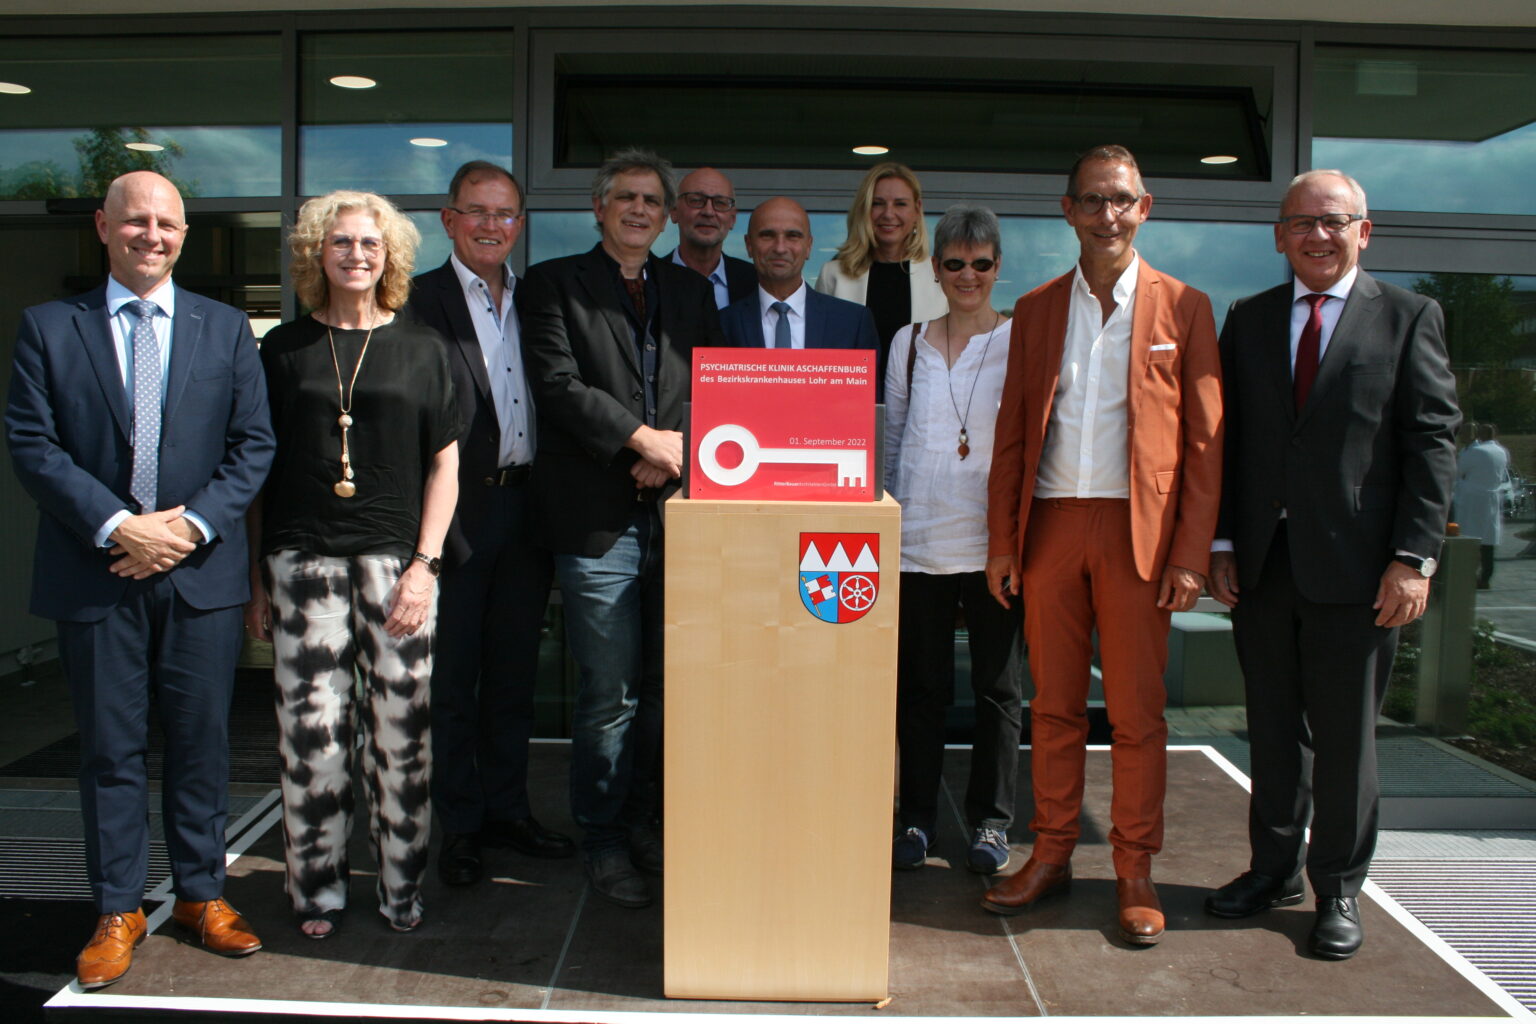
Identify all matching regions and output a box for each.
[865,259,913,352]
[259,316,461,559]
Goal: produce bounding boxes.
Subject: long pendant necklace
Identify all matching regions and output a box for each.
[326,317,377,498]
[943,310,1000,460]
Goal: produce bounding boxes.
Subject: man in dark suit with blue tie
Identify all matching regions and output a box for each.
[719,197,879,352]
[405,161,573,888]
[1204,170,1459,959]
[6,171,273,989]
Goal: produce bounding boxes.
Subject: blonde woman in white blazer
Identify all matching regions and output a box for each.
[816,162,947,397]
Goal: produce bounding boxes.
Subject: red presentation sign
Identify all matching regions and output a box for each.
[688,348,876,501]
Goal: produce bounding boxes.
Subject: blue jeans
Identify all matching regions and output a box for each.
[555,505,664,854]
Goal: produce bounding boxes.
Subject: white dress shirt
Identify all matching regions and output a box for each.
[671,247,731,310]
[96,275,213,546]
[1035,256,1139,499]
[757,282,807,349]
[884,317,1011,573]
[451,253,534,467]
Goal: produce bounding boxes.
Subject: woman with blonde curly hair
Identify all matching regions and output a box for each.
[245,190,460,938]
[816,162,948,395]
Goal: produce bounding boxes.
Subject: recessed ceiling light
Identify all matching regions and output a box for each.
[410,137,448,148]
[852,145,890,156]
[124,142,165,153]
[329,75,377,89]
[0,81,32,95]
[1200,154,1239,165]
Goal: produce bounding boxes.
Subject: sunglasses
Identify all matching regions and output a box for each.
[940,257,996,273]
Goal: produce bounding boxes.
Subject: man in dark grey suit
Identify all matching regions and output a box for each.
[518,148,723,909]
[406,161,572,889]
[1205,170,1459,959]
[6,171,272,988]
[669,166,756,308]
[720,197,879,351]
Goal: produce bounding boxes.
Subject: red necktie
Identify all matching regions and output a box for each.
[1293,293,1327,412]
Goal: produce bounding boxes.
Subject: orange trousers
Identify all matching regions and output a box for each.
[1019,498,1169,879]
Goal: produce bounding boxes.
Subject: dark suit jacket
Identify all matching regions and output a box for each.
[5,282,274,622]
[518,245,723,556]
[1217,271,1460,603]
[719,286,881,350]
[668,250,756,308]
[404,260,511,568]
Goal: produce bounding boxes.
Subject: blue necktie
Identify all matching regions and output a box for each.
[771,300,792,349]
[127,299,161,513]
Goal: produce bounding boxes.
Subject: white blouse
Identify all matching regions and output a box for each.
[884,317,1012,574]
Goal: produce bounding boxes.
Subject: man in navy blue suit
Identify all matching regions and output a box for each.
[6,171,273,989]
[720,197,879,352]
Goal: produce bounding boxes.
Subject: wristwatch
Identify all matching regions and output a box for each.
[412,552,442,577]
[1394,554,1438,578]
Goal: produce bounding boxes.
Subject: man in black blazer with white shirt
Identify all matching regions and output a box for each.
[518,148,723,910]
[406,162,573,888]
[1205,170,1459,959]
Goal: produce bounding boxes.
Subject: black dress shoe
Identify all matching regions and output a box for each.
[1204,870,1305,918]
[481,816,576,859]
[438,832,482,886]
[1309,896,1363,960]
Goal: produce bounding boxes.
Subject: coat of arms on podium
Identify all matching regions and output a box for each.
[798,532,880,624]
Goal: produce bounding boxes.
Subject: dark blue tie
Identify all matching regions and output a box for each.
[771,300,792,349]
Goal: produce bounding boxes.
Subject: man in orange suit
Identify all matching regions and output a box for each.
[980,145,1222,944]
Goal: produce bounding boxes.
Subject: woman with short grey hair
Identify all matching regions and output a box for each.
[884,202,1024,878]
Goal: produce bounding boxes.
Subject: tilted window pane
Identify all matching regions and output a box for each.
[0,35,281,199]
[1313,46,1536,215]
[555,52,1271,181]
[301,31,515,196]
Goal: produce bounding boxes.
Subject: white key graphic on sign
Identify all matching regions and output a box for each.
[696,423,866,487]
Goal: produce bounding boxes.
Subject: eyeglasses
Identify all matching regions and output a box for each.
[1277,213,1364,235]
[1070,191,1142,216]
[679,192,736,212]
[327,234,383,255]
[940,257,996,273]
[449,207,521,226]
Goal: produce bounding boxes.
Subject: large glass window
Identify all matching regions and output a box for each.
[555,52,1271,181]
[1375,271,1536,644]
[0,35,281,199]
[528,210,1279,329]
[301,31,516,196]
[1313,46,1536,215]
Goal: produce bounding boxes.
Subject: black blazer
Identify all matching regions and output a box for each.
[723,254,757,306]
[5,284,274,622]
[518,245,724,556]
[1217,271,1460,603]
[719,286,880,350]
[403,261,513,567]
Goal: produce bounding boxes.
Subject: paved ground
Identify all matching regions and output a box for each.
[1477,520,1536,644]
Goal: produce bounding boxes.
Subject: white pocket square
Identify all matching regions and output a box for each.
[1149,343,1177,351]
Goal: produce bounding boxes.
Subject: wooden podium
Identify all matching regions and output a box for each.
[663,495,900,1001]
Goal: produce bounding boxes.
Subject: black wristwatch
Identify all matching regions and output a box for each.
[412,552,442,577]
[1394,554,1438,578]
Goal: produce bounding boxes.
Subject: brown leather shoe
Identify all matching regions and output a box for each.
[172,898,262,957]
[77,909,147,990]
[981,858,1071,915]
[1117,877,1165,945]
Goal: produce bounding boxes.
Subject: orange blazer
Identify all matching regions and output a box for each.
[987,261,1224,582]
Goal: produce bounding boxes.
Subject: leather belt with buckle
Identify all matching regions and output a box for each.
[486,464,531,486]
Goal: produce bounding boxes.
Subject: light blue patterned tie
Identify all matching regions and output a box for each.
[127,299,161,513]
[771,300,791,349]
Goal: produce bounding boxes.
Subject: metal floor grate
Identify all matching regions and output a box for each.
[1371,858,1536,1012]
[0,836,171,901]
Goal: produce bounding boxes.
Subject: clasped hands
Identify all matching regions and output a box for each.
[626,425,683,490]
[108,505,200,579]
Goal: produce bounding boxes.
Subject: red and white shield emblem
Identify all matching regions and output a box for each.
[798,532,880,624]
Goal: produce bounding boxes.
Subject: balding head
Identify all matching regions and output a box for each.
[671,166,738,257]
[97,172,187,298]
[744,197,813,300]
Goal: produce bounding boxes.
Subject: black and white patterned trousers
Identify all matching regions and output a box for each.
[266,550,435,930]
